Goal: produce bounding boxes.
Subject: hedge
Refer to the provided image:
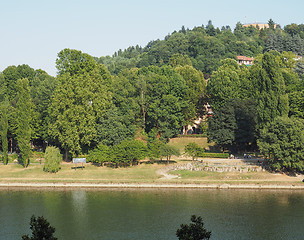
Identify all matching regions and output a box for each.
[199,152,229,158]
[177,134,207,138]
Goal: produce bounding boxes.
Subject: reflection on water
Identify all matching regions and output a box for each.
[0,188,303,240]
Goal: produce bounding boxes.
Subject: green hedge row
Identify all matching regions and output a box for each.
[177,134,207,138]
[200,152,229,158]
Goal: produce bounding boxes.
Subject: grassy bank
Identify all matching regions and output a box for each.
[0,137,303,187]
[0,160,303,186]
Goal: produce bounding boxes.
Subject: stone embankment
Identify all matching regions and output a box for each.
[162,162,264,174]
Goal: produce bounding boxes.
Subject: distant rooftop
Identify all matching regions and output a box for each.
[242,23,278,29]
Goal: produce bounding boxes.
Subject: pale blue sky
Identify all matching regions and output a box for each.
[1,0,303,76]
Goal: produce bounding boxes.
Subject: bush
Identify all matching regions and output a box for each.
[199,152,229,158]
[87,143,112,166]
[177,134,207,138]
[43,146,62,173]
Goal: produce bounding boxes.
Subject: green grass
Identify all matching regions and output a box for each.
[168,137,213,153]
[0,162,303,186]
[0,163,164,183]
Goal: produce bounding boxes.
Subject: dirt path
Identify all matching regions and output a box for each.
[156,168,179,179]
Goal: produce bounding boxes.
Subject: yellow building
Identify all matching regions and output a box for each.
[242,23,277,29]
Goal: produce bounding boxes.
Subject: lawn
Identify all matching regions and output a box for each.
[0,162,164,183]
[1,160,303,186]
[168,137,214,153]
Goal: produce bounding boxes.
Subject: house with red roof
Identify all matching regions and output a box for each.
[237,56,254,66]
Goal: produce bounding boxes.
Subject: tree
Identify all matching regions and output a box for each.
[87,143,113,166]
[30,71,58,142]
[175,65,206,127]
[268,19,276,30]
[22,215,57,240]
[258,116,304,173]
[176,215,211,240]
[147,129,165,161]
[96,107,136,146]
[0,64,36,101]
[138,66,188,138]
[48,62,112,158]
[44,146,62,173]
[0,99,9,164]
[15,78,32,167]
[112,140,148,166]
[251,51,289,130]
[160,144,180,164]
[56,48,96,76]
[208,102,237,152]
[207,59,242,110]
[169,54,192,67]
[184,142,203,161]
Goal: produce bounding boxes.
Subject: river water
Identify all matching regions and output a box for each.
[0,188,303,240]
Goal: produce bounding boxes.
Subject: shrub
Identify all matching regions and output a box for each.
[177,134,207,138]
[200,152,229,158]
[87,143,112,166]
[43,146,62,173]
[184,142,204,161]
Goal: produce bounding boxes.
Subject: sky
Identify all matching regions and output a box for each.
[1,0,304,76]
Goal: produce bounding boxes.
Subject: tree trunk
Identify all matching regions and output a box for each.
[10,137,13,153]
[65,149,68,161]
[141,89,146,128]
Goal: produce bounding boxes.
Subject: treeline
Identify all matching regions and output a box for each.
[95,20,304,77]
[207,51,304,173]
[0,49,204,166]
[1,20,304,172]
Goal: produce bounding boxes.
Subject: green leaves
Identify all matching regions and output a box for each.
[0,99,9,164]
[49,61,112,157]
[184,142,204,161]
[44,146,62,173]
[15,78,32,167]
[258,117,304,172]
[176,215,211,240]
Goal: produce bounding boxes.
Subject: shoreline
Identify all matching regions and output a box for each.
[0,182,303,190]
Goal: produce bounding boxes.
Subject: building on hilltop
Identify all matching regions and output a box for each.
[237,56,254,66]
[242,23,277,29]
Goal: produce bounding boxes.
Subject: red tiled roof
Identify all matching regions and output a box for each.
[237,56,254,61]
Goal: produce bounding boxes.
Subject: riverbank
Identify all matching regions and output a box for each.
[1,158,303,190]
[0,181,304,190]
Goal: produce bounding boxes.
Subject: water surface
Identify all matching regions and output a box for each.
[0,188,303,239]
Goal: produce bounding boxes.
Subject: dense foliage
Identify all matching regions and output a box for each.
[43,146,62,173]
[176,215,211,240]
[258,117,304,172]
[22,215,57,240]
[1,19,304,172]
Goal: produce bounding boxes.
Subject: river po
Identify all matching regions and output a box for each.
[0,188,303,239]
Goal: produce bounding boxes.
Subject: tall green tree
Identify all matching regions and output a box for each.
[207,59,243,110]
[258,117,304,172]
[251,51,289,129]
[15,78,32,167]
[0,99,9,164]
[207,102,237,152]
[48,68,112,158]
[175,65,206,126]
[56,48,97,76]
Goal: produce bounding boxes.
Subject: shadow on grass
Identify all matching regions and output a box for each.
[71,166,85,170]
